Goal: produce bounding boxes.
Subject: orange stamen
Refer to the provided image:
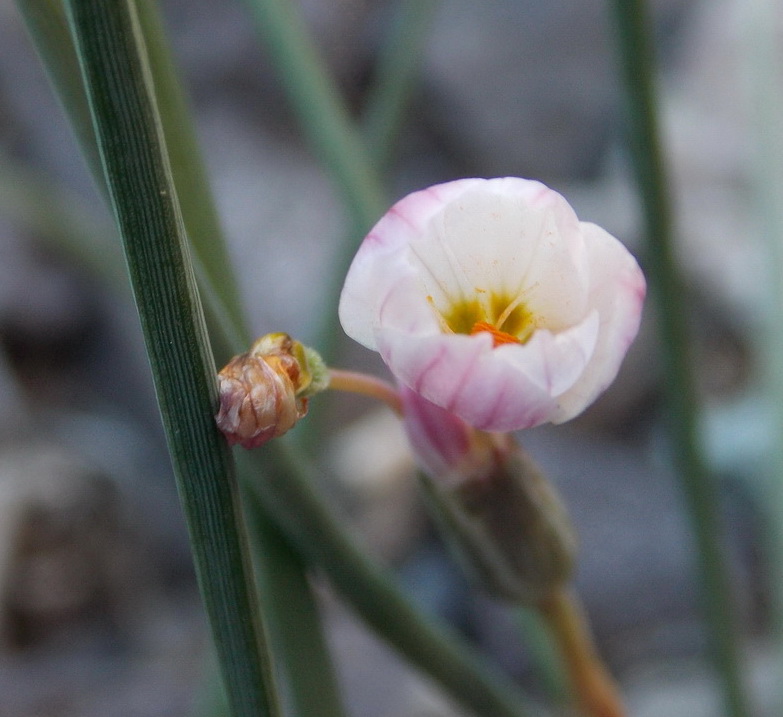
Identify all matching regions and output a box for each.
[471,321,522,347]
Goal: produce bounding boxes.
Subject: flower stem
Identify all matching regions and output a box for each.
[609,2,751,716]
[538,589,625,717]
[328,368,403,416]
[240,0,386,232]
[515,605,571,706]
[741,0,783,701]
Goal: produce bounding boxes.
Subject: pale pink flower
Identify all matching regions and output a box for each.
[399,385,496,481]
[339,177,645,432]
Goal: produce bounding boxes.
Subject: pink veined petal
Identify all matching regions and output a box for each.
[399,386,474,478]
[550,222,646,422]
[376,310,599,432]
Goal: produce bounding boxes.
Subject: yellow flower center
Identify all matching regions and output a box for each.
[430,292,537,348]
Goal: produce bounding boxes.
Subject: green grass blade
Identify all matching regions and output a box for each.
[14,0,105,194]
[61,2,282,715]
[240,0,386,232]
[741,0,783,694]
[361,0,440,169]
[609,2,751,716]
[247,494,346,717]
[134,8,349,709]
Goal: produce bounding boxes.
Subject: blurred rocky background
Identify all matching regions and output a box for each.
[0,0,778,715]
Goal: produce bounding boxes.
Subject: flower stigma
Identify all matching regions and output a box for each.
[428,292,537,348]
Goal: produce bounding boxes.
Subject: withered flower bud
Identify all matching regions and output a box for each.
[215,333,327,449]
[420,441,577,604]
[402,387,576,604]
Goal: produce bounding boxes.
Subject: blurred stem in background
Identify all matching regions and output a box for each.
[0,151,124,287]
[741,0,783,704]
[246,499,346,717]
[13,0,104,196]
[609,1,751,716]
[240,0,386,232]
[516,606,571,708]
[361,0,440,170]
[60,0,283,715]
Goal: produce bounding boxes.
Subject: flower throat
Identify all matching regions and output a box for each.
[431,292,537,348]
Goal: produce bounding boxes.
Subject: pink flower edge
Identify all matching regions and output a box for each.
[339,178,646,431]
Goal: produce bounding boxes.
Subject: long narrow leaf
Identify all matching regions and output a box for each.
[14,0,104,193]
[361,0,440,169]
[61,2,282,715]
[741,0,783,695]
[130,6,348,711]
[134,0,247,352]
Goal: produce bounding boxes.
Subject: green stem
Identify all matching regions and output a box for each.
[515,606,570,707]
[14,0,106,195]
[240,444,538,717]
[609,2,750,717]
[245,490,346,717]
[240,0,386,231]
[361,0,440,170]
[61,1,282,715]
[741,0,783,695]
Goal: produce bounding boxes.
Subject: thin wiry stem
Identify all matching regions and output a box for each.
[609,2,751,716]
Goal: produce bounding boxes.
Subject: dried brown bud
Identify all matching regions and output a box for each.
[215,333,324,449]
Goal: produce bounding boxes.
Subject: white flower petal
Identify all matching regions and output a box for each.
[408,180,589,328]
[339,181,479,348]
[551,222,646,422]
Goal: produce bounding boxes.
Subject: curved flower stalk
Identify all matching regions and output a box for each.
[339,177,645,431]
